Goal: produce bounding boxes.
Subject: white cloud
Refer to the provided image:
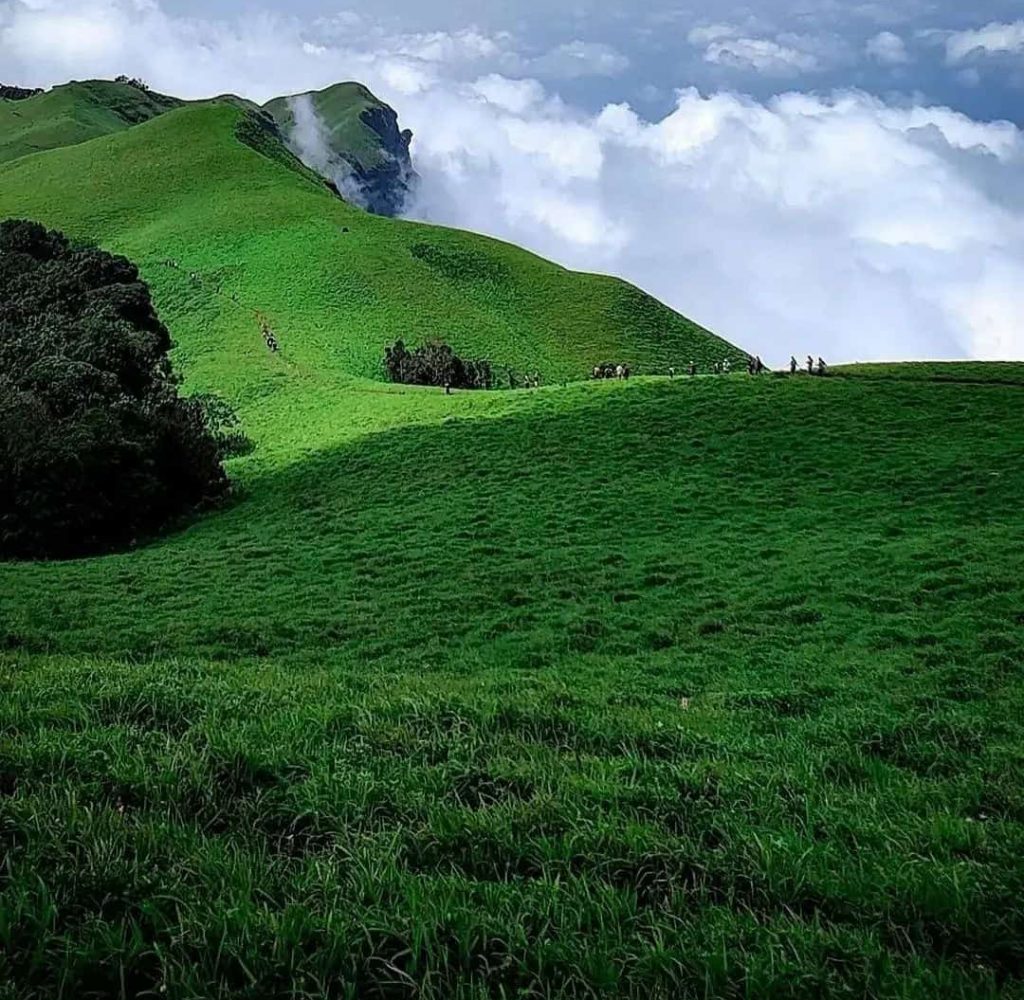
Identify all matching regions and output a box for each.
[866,31,909,65]
[702,37,820,75]
[471,74,546,114]
[1,0,1023,364]
[407,86,1024,362]
[945,20,1024,63]
[686,23,739,47]
[528,40,629,79]
[2,0,126,66]
[393,28,502,63]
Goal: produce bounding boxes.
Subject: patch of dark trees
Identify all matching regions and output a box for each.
[0,85,42,102]
[0,220,235,560]
[384,340,494,390]
[114,75,150,92]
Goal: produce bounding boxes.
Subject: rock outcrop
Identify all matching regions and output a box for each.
[264,83,418,218]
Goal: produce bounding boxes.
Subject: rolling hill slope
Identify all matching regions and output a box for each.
[0,97,742,408]
[0,79,181,164]
[2,366,1023,999]
[2,79,1023,1000]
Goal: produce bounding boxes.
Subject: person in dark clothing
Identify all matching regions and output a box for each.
[817,357,827,376]
[790,355,798,375]
[807,355,814,374]
[689,361,697,376]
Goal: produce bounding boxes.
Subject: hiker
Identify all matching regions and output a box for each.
[755,356,765,375]
[593,365,602,380]
[689,361,697,377]
[723,359,731,375]
[533,371,541,388]
[790,355,798,375]
[615,364,625,380]
[668,366,675,379]
[817,357,827,376]
[807,355,814,375]
[623,364,631,380]
[444,380,452,395]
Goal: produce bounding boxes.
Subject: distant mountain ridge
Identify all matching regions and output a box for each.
[0,78,416,217]
[0,80,181,164]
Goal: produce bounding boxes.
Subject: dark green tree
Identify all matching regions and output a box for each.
[384,339,493,389]
[0,219,230,559]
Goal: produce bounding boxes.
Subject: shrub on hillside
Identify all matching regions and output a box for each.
[114,75,150,92]
[384,339,493,389]
[0,85,42,102]
[0,219,230,559]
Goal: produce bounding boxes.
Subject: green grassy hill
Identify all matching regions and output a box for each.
[0,79,181,164]
[1,82,1023,1000]
[0,98,740,395]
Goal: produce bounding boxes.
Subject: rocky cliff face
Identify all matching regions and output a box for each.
[264,83,418,218]
[346,104,417,217]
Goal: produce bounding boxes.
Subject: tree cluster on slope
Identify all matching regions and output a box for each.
[114,75,150,92]
[0,220,230,559]
[384,340,493,390]
[0,85,42,101]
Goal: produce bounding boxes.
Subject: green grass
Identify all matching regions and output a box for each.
[832,362,1024,386]
[1,87,1023,999]
[2,372,1023,998]
[0,80,181,165]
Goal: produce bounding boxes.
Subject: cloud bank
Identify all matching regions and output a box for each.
[1,0,1022,362]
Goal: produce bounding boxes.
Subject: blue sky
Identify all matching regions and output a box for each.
[2,0,1023,362]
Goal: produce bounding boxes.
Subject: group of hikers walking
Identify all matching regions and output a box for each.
[667,355,828,378]
[592,363,632,380]
[256,313,279,353]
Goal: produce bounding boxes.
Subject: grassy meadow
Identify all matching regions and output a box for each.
[1,85,1023,998]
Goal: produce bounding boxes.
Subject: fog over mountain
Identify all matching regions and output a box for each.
[2,0,1022,362]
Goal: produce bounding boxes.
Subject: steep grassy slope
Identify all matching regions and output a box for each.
[0,79,181,164]
[1,371,1023,998]
[0,100,740,394]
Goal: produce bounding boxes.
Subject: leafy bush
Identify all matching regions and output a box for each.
[0,219,230,559]
[384,339,493,390]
